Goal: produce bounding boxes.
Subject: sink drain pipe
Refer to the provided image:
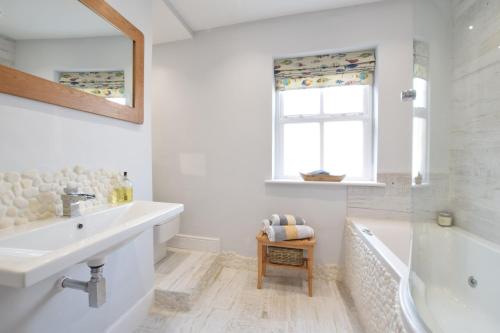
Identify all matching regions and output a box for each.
[59,264,106,308]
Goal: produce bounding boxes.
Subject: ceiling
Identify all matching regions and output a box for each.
[152,0,192,45]
[153,0,383,44]
[0,0,383,43]
[0,0,121,40]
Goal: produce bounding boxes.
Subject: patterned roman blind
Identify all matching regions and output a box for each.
[274,50,376,91]
[58,70,125,98]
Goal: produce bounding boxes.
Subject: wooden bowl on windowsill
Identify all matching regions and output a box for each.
[300,173,346,182]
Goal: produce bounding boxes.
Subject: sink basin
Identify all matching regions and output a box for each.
[0,201,183,288]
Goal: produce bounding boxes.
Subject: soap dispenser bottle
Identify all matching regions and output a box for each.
[122,171,133,203]
[110,177,121,204]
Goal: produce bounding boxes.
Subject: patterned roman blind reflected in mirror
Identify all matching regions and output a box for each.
[58,70,125,98]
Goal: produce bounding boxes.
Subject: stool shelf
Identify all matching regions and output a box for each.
[256,231,316,297]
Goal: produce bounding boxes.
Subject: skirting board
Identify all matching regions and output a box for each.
[167,234,221,253]
[106,289,154,333]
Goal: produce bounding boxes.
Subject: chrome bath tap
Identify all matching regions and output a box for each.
[61,186,96,217]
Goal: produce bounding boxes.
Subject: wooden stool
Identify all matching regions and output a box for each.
[256,231,316,297]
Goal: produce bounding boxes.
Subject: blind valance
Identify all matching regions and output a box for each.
[58,70,125,98]
[274,50,375,91]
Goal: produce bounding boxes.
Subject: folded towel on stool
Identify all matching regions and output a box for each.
[261,219,271,231]
[265,225,314,242]
[270,214,306,226]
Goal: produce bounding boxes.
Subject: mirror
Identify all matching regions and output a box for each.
[0,0,144,123]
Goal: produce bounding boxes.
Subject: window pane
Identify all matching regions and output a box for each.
[323,85,367,114]
[281,89,320,116]
[413,78,428,109]
[106,97,127,105]
[283,123,320,176]
[324,121,365,178]
[412,117,427,180]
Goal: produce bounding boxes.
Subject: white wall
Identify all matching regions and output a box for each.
[0,36,15,67]
[14,36,134,106]
[0,0,154,331]
[152,0,413,265]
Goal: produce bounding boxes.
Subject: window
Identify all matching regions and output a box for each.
[412,77,429,183]
[106,97,127,105]
[273,50,376,181]
[412,41,430,184]
[275,85,374,180]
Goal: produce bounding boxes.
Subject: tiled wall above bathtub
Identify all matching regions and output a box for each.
[349,172,450,223]
[0,166,121,228]
[449,0,500,244]
[412,173,450,224]
[347,173,412,220]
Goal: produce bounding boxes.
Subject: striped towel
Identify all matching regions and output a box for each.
[265,225,314,242]
[261,214,306,231]
[270,214,306,226]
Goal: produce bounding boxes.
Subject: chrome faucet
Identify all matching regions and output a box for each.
[61,186,95,217]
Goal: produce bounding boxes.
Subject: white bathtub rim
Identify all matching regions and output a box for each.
[347,218,409,280]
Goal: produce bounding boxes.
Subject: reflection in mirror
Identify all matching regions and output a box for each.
[0,0,133,106]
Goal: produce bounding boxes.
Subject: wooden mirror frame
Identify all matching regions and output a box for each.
[0,0,144,124]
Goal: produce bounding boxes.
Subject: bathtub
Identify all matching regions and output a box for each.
[345,217,500,333]
[344,217,434,333]
[344,217,412,333]
[408,223,500,333]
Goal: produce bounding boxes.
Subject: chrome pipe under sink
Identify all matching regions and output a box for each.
[60,264,106,308]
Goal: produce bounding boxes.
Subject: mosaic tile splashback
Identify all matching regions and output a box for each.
[0,166,121,229]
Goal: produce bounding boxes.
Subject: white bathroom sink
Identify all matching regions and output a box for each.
[0,201,183,288]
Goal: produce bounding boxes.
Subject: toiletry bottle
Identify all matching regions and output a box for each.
[110,178,121,204]
[414,172,423,185]
[122,171,133,203]
[110,187,118,204]
[437,211,453,227]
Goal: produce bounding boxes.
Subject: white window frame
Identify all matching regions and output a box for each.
[274,86,374,181]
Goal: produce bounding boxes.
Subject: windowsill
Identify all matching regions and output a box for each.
[265,179,386,187]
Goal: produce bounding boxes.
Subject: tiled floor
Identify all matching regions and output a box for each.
[136,250,364,333]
